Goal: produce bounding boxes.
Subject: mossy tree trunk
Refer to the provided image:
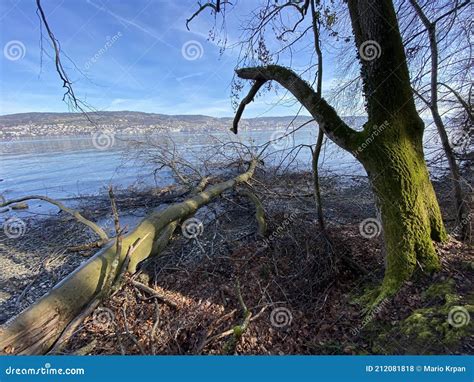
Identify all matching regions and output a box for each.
[357,121,447,296]
[347,0,448,297]
[234,0,448,298]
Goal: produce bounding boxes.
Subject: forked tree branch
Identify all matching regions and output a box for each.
[186,0,229,30]
[36,0,94,123]
[1,195,109,241]
[36,0,77,108]
[233,65,360,151]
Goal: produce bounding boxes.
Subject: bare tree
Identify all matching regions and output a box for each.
[192,0,453,302]
[406,0,471,240]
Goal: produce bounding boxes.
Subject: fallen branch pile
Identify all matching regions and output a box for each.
[0,159,259,355]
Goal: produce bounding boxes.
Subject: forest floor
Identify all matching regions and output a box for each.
[0,169,472,354]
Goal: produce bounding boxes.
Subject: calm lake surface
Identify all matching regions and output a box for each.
[0,127,361,197]
[1,124,443,218]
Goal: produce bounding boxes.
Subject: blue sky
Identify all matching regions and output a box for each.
[0,0,345,117]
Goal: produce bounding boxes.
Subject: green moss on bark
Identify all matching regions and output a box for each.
[359,123,447,301]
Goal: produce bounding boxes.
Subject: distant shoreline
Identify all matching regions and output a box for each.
[0,111,366,140]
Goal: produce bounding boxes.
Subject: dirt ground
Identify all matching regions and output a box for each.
[0,170,472,354]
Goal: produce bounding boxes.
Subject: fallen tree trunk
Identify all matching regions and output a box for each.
[0,160,258,355]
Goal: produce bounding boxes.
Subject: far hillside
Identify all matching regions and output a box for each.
[0,111,367,139]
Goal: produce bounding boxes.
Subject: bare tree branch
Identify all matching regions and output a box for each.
[187,0,229,30]
[1,195,108,241]
[234,65,360,151]
[232,79,265,133]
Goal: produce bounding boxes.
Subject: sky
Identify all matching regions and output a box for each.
[0,0,345,117]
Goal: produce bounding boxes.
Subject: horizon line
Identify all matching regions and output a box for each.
[0,110,368,120]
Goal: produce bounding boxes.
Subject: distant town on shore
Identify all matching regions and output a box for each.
[0,111,366,139]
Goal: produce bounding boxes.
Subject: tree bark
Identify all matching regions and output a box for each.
[312,130,326,234]
[358,128,447,296]
[310,0,327,235]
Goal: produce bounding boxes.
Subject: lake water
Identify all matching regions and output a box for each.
[1,125,443,218]
[0,126,360,191]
